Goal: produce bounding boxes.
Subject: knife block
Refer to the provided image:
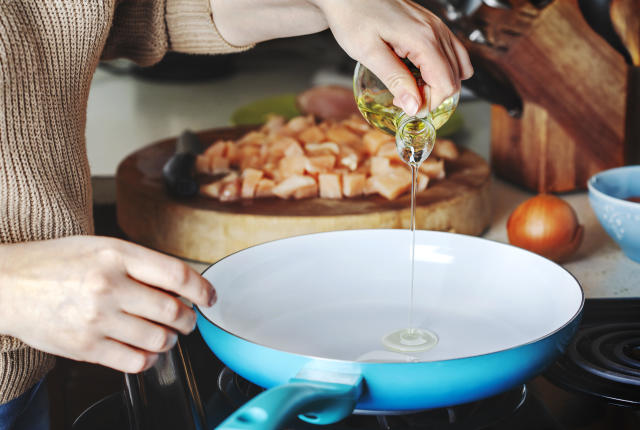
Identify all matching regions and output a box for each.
[466,0,631,192]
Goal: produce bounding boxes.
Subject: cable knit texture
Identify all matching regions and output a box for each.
[0,0,251,404]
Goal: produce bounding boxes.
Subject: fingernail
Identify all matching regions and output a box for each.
[400,93,419,116]
[169,331,178,347]
[208,289,217,306]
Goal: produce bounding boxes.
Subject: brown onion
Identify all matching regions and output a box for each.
[507,194,584,262]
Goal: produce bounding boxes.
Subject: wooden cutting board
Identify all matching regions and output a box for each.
[116,127,492,263]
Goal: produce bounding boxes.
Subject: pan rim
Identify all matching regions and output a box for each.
[196,229,585,365]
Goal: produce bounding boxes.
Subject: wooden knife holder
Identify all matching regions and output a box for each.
[466,0,633,192]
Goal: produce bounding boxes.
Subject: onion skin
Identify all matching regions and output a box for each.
[507,194,584,262]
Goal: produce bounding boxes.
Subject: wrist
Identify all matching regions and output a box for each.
[0,244,19,336]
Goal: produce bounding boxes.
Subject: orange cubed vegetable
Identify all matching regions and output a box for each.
[255,178,276,198]
[419,158,445,180]
[376,142,398,159]
[272,175,317,199]
[241,168,264,199]
[339,146,359,171]
[342,173,366,197]
[219,179,241,202]
[285,116,314,136]
[261,115,286,135]
[304,142,340,156]
[210,156,230,174]
[199,180,223,198]
[368,168,411,200]
[370,156,392,176]
[225,141,240,164]
[417,173,429,192]
[204,140,227,158]
[363,129,393,155]
[305,155,336,175]
[433,139,459,160]
[341,116,371,135]
[318,173,342,199]
[298,126,326,144]
[278,155,307,178]
[237,131,265,146]
[326,125,360,146]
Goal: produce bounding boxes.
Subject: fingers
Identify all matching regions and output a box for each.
[361,40,422,115]
[104,312,178,353]
[450,33,474,80]
[92,338,160,374]
[119,241,216,307]
[118,278,197,335]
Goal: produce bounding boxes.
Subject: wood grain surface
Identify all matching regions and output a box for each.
[116,127,492,263]
[466,0,629,192]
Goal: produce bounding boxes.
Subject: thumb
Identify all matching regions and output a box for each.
[359,42,422,116]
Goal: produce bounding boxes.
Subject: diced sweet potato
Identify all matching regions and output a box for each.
[433,139,459,160]
[326,125,360,146]
[298,126,326,144]
[342,116,371,135]
[284,116,314,136]
[376,142,398,159]
[268,136,302,158]
[199,180,223,198]
[272,175,317,199]
[339,146,359,171]
[241,168,264,199]
[210,156,231,174]
[419,158,445,180]
[318,173,342,199]
[305,155,336,175]
[363,129,393,155]
[225,141,239,164]
[239,154,262,171]
[279,155,307,178]
[304,142,340,156]
[370,156,392,176]
[417,173,429,192]
[204,140,227,158]
[342,173,366,197]
[368,168,411,200]
[220,179,241,202]
[238,131,266,146]
[261,115,286,135]
[293,181,318,199]
[255,178,276,198]
[364,177,377,195]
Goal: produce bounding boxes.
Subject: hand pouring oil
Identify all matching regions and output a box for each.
[354,61,459,353]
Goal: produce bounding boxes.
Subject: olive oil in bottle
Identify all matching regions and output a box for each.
[353,61,460,354]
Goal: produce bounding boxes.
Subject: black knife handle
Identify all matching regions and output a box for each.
[163,130,202,198]
[463,56,523,118]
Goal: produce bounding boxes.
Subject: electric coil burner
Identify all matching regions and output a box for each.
[73,299,640,430]
[545,299,640,407]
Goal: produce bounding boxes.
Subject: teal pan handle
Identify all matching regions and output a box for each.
[215,378,362,430]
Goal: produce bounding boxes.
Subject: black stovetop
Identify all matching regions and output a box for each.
[73,298,640,430]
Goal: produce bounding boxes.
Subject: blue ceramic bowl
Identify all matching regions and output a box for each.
[588,166,640,262]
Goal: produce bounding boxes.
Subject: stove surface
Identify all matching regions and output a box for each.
[73,299,640,430]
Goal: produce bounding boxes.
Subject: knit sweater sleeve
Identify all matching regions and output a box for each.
[101,0,253,67]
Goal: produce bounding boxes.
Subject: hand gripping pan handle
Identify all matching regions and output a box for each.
[216,372,363,430]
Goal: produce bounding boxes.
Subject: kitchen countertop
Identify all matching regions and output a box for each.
[87,46,640,299]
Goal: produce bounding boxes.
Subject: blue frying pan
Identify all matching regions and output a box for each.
[196,230,583,429]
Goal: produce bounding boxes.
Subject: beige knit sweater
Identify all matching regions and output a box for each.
[0,0,250,403]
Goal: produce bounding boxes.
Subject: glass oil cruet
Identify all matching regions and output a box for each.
[353,60,460,353]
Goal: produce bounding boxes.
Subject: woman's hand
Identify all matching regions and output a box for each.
[0,236,216,373]
[210,0,473,115]
[313,0,473,114]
